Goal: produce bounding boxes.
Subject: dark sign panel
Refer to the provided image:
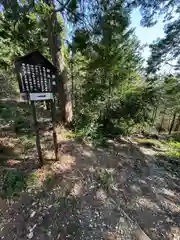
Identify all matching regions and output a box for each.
[19,64,55,93]
[15,51,58,98]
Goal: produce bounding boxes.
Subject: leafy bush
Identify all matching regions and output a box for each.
[74,83,156,143]
[1,170,26,198]
[162,140,180,158]
[0,70,18,98]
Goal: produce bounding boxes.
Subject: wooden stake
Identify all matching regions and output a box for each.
[51,98,58,161]
[31,101,43,166]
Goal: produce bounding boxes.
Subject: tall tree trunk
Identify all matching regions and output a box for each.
[159,114,165,133]
[169,111,177,135]
[152,105,158,126]
[44,0,72,123]
[174,114,180,132]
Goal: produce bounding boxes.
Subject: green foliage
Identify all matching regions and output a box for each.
[165,140,180,149]
[0,11,47,68]
[1,170,26,198]
[162,140,180,158]
[71,1,157,141]
[0,70,18,97]
[170,133,180,142]
[134,0,180,72]
[1,0,179,142]
[135,137,162,147]
[136,136,180,157]
[0,0,67,68]
[135,136,180,176]
[133,0,179,27]
[0,101,33,137]
[166,149,180,157]
[26,171,39,188]
[74,70,156,141]
[145,73,180,133]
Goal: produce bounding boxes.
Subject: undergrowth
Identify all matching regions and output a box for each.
[95,168,114,191]
[135,136,180,176]
[1,170,26,199]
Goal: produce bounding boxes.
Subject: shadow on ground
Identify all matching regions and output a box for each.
[0,137,141,239]
[0,99,56,168]
[0,100,180,240]
[0,137,179,239]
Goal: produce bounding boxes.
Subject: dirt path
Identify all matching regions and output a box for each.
[0,132,179,239]
[114,139,180,240]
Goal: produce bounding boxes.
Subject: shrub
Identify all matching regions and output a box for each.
[1,170,26,198]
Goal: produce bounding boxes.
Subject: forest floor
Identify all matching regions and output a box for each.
[0,100,180,240]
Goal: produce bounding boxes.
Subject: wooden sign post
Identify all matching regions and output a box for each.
[31,100,43,166]
[51,99,58,161]
[15,51,59,166]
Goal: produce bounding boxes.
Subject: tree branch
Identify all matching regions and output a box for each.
[55,0,71,12]
[166,62,180,68]
[55,0,84,23]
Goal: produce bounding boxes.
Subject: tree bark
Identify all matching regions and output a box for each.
[159,114,165,133]
[44,0,72,123]
[169,111,177,135]
[174,114,180,132]
[152,105,158,126]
